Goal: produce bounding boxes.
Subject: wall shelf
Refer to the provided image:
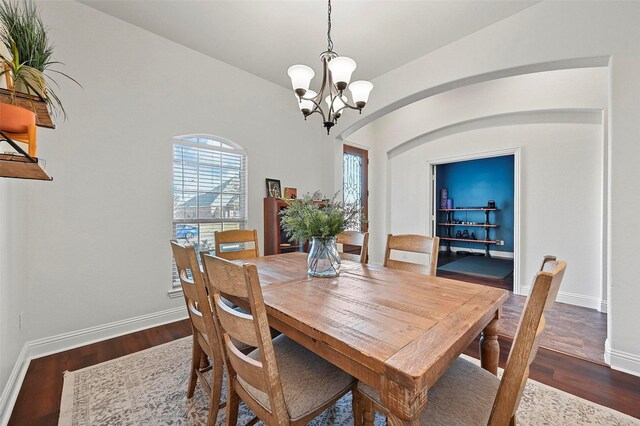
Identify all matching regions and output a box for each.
[0,89,55,129]
[437,223,498,228]
[438,207,498,257]
[0,130,52,181]
[440,237,498,244]
[438,208,497,211]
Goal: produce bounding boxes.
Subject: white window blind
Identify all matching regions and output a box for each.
[172,136,247,287]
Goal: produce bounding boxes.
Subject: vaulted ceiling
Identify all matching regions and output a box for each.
[81,1,537,89]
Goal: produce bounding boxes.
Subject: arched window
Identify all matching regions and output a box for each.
[172,134,247,284]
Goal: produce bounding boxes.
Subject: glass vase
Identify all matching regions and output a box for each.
[307,236,341,277]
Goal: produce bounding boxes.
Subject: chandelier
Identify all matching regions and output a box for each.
[287,0,373,135]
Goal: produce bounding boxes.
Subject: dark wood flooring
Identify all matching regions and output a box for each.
[437,253,607,364]
[10,319,640,424]
[9,320,192,425]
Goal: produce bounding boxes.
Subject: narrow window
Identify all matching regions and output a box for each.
[172,135,247,286]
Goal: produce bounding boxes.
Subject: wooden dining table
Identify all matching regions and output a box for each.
[237,252,509,425]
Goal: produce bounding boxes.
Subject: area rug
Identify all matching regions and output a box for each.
[59,337,639,425]
[438,255,513,279]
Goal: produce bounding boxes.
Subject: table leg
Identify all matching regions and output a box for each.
[480,311,500,375]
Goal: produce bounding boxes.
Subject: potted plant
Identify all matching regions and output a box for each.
[280,192,362,277]
[0,0,78,134]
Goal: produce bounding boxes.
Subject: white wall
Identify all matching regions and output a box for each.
[389,124,603,309]
[23,0,329,340]
[0,0,329,413]
[347,68,607,288]
[334,1,640,375]
[0,180,28,411]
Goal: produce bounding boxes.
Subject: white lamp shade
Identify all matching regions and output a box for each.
[349,80,373,105]
[287,65,315,92]
[297,90,317,112]
[325,94,347,113]
[328,56,356,86]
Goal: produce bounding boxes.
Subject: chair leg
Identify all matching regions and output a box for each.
[225,379,240,426]
[352,388,363,426]
[188,334,200,398]
[363,397,375,426]
[509,415,517,426]
[207,361,224,426]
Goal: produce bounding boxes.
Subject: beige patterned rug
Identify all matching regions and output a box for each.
[59,337,639,425]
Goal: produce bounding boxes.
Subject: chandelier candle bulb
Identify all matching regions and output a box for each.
[327,56,356,90]
[298,90,317,115]
[325,94,347,117]
[349,80,373,109]
[286,0,372,134]
[287,64,315,96]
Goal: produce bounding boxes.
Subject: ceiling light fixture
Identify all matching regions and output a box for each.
[287,0,373,135]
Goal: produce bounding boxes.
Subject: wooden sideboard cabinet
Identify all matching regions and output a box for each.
[263,197,306,255]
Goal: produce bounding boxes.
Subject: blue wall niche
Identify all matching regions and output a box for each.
[436,155,514,253]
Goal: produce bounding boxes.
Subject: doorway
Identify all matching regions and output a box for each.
[432,154,515,291]
[343,144,368,232]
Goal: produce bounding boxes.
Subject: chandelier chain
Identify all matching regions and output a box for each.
[327,0,333,51]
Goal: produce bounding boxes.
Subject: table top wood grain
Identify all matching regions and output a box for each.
[241,252,509,421]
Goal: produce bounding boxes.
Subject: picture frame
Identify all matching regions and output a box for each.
[266,178,282,198]
[284,187,297,199]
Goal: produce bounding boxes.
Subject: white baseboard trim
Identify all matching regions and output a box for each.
[520,286,601,310]
[28,306,188,360]
[440,247,514,259]
[0,344,29,426]
[600,300,608,313]
[0,306,188,422]
[606,344,640,377]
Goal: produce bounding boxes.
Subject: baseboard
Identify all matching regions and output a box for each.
[0,344,29,425]
[29,306,188,359]
[606,344,640,377]
[0,306,188,423]
[520,286,601,310]
[440,247,514,259]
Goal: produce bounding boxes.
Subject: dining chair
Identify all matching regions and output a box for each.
[356,255,567,426]
[337,230,369,263]
[170,241,225,426]
[383,234,440,276]
[214,229,260,261]
[201,254,357,426]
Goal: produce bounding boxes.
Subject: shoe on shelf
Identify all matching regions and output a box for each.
[462,230,470,239]
[455,230,463,238]
[471,232,477,240]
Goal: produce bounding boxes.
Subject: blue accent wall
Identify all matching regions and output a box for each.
[436,155,514,252]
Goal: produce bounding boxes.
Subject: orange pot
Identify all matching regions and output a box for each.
[0,102,36,134]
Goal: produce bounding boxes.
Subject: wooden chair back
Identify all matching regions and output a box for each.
[214,229,260,261]
[201,254,289,423]
[336,230,369,263]
[170,241,223,367]
[383,234,440,276]
[488,256,567,425]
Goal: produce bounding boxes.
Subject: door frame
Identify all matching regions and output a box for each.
[427,147,521,294]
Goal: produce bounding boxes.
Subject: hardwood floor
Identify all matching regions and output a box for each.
[10,318,640,424]
[437,252,607,365]
[9,320,193,425]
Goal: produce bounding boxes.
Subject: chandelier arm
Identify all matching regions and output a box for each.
[337,101,361,112]
[306,109,325,119]
[311,103,328,123]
